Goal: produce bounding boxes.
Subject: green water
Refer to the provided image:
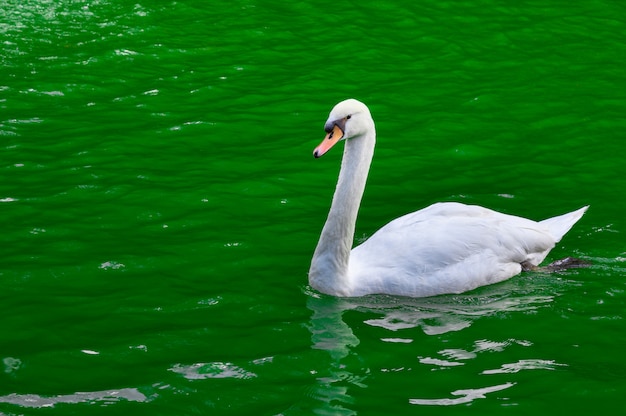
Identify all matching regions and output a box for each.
[2,0,625,414]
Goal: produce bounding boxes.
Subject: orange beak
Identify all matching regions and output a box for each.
[313,124,344,158]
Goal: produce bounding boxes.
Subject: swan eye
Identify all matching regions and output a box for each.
[346,115,352,120]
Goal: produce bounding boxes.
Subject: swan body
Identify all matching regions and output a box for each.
[309,99,588,298]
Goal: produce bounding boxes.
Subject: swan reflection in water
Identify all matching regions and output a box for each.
[305,276,565,412]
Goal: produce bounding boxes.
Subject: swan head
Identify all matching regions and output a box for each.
[313,99,373,158]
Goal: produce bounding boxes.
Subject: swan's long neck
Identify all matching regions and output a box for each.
[309,125,375,296]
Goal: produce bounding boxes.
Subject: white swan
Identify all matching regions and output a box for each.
[309,99,588,298]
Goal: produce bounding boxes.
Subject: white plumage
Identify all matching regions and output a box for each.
[309,99,588,298]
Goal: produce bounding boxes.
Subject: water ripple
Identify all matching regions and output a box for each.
[0,388,149,408]
[409,382,515,406]
[482,359,567,375]
[169,362,257,381]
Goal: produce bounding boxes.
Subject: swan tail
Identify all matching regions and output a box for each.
[539,206,589,242]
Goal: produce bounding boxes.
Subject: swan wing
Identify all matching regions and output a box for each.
[348,202,577,297]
